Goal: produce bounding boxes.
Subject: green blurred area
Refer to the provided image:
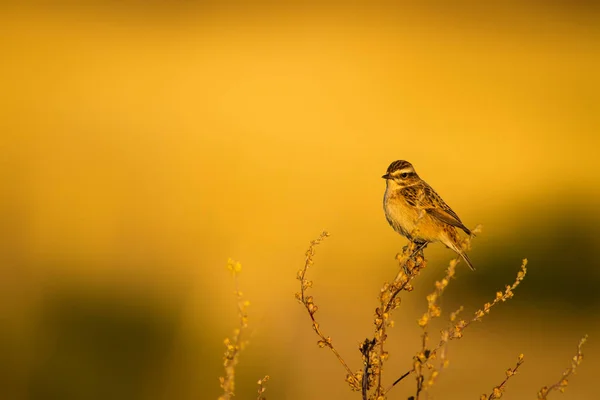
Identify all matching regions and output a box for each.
[1,2,599,400]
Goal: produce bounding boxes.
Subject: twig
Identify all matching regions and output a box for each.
[369,241,427,398]
[414,259,457,398]
[295,232,357,384]
[360,338,376,400]
[390,370,411,388]
[480,354,525,399]
[385,259,528,396]
[537,335,588,399]
[218,259,251,400]
[256,375,270,400]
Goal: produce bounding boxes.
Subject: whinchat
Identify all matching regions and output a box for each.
[382,160,475,270]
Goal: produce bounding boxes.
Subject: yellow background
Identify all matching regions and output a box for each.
[1,2,599,399]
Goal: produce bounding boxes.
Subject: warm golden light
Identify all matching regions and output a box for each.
[1,2,599,399]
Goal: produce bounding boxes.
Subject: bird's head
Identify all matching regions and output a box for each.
[382,160,420,187]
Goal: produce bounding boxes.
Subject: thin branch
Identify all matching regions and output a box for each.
[414,259,458,398]
[368,241,427,398]
[385,259,528,396]
[256,375,270,400]
[295,232,357,384]
[360,338,376,400]
[538,335,588,399]
[480,354,525,399]
[390,370,411,387]
[218,259,251,400]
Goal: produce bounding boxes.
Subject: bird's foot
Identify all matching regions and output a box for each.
[410,240,428,259]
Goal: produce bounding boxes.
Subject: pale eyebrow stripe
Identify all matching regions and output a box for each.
[391,168,415,176]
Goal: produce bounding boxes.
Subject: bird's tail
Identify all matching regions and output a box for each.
[443,236,476,271]
[459,250,475,271]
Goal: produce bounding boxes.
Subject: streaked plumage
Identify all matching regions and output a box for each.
[382,160,475,270]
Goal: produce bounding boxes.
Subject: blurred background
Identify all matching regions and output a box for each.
[1,1,599,399]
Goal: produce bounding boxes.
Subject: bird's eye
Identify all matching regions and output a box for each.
[400,173,409,179]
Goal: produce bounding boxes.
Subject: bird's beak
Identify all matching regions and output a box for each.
[382,173,391,179]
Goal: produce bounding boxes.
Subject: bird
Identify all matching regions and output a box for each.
[382,160,475,270]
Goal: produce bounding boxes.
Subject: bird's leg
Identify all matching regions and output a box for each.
[410,240,428,262]
[398,240,428,276]
[397,240,428,276]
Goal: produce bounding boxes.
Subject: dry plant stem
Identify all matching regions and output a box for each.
[369,241,426,399]
[438,305,463,370]
[481,354,525,400]
[384,259,528,396]
[414,325,427,399]
[414,374,424,400]
[441,258,527,343]
[414,259,457,399]
[360,339,377,400]
[219,259,250,400]
[256,375,270,400]
[296,232,356,381]
[537,335,588,399]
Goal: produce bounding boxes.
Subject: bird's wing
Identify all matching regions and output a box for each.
[426,208,472,235]
[410,183,473,236]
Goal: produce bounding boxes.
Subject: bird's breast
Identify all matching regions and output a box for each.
[383,188,441,242]
[383,189,420,238]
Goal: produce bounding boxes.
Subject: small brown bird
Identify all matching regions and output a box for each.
[382,160,475,270]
